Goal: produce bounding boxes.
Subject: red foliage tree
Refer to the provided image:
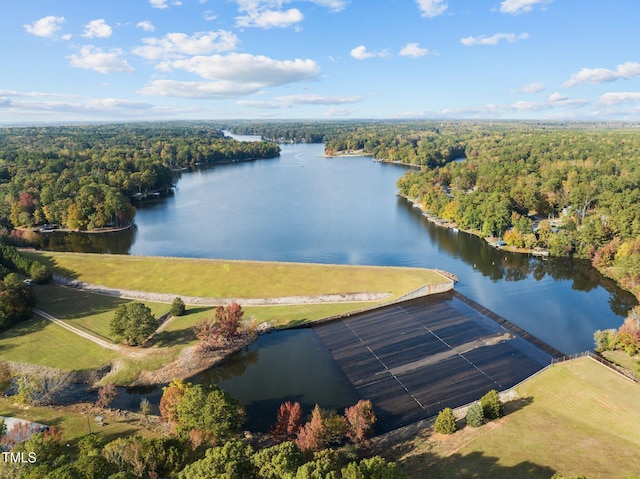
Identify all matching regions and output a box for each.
[344,399,376,446]
[295,404,327,452]
[271,401,303,443]
[216,302,244,339]
[194,303,245,352]
[96,383,118,409]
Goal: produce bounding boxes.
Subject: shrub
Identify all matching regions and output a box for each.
[480,390,504,420]
[465,402,484,427]
[171,297,186,317]
[434,407,456,434]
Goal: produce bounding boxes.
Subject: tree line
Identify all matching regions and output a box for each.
[0,123,279,232]
[0,242,51,331]
[393,127,640,299]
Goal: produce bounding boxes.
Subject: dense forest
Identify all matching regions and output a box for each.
[0,123,279,232]
[225,120,640,299]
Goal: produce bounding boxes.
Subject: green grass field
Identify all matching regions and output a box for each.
[23,251,447,300]
[395,358,640,479]
[0,314,118,371]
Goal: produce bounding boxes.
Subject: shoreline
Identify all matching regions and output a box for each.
[34,221,135,235]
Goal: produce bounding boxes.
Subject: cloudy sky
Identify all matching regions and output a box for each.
[2,0,639,123]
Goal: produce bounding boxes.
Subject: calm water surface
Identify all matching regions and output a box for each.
[40,139,636,354]
[39,137,638,427]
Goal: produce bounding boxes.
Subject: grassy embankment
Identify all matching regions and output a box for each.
[389,357,640,479]
[3,251,449,383]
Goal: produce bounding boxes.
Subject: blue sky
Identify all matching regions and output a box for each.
[2,0,640,123]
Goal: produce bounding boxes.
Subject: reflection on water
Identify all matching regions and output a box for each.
[30,142,637,353]
[190,329,361,432]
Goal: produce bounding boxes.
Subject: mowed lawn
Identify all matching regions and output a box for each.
[33,284,171,340]
[397,358,640,479]
[23,251,447,299]
[0,314,118,371]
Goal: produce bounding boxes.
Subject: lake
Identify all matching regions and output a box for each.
[38,138,636,354]
[44,134,636,430]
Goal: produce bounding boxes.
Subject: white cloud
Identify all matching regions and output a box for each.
[204,10,218,21]
[548,92,567,102]
[233,1,345,29]
[0,97,154,116]
[460,32,529,46]
[133,31,238,61]
[350,45,388,60]
[236,8,304,29]
[137,21,155,32]
[82,19,112,39]
[563,62,640,87]
[68,46,134,74]
[238,93,363,108]
[499,0,552,15]
[515,82,546,93]
[399,42,430,57]
[168,53,321,85]
[24,16,66,38]
[139,80,264,98]
[598,92,640,106]
[150,0,169,8]
[416,0,447,17]
[0,89,76,99]
[306,0,347,12]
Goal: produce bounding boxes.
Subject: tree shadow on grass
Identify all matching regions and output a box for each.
[34,284,130,320]
[424,451,557,479]
[504,396,534,415]
[0,315,49,341]
[184,306,214,316]
[152,328,196,348]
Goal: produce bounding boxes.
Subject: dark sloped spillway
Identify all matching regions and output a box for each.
[312,291,557,432]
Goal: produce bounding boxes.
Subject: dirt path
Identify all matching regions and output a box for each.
[53,274,391,306]
[34,308,146,359]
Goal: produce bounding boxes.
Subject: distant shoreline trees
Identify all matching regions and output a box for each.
[0,123,279,232]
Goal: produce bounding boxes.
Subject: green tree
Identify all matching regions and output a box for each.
[73,435,115,479]
[341,456,408,479]
[175,384,245,442]
[251,441,304,479]
[110,302,157,346]
[465,402,484,427]
[434,407,457,434]
[480,390,504,420]
[171,297,186,316]
[178,440,255,479]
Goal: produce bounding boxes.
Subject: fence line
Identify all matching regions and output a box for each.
[552,350,637,382]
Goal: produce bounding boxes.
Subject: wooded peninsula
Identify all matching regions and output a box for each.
[0,122,279,233]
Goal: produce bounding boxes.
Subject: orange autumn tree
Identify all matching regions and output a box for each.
[271,401,303,443]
